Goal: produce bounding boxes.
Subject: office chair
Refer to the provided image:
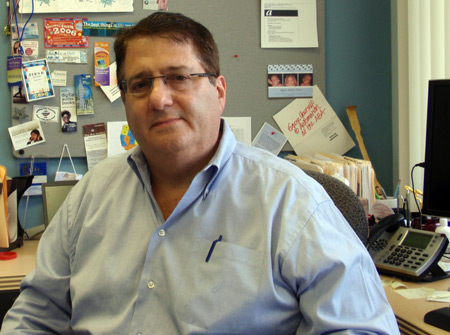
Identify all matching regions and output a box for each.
[304,170,369,244]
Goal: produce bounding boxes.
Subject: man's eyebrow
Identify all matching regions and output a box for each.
[127,66,195,81]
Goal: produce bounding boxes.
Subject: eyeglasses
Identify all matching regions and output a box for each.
[120,73,217,97]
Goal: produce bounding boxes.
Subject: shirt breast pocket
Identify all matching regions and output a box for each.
[175,237,264,332]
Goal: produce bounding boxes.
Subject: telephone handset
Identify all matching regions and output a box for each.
[367,214,449,281]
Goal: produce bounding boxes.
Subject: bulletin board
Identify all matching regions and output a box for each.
[10,0,325,158]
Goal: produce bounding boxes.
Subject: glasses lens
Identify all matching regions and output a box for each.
[128,78,152,96]
[166,74,192,91]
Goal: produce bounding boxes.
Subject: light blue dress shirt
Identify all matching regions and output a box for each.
[1,120,399,335]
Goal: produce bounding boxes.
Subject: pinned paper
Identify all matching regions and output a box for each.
[273,85,355,156]
[252,122,287,155]
[222,117,252,145]
[94,42,110,86]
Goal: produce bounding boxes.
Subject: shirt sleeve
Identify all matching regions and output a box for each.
[1,198,73,335]
[281,199,400,335]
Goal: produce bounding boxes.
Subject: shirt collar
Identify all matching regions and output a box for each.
[127,118,237,197]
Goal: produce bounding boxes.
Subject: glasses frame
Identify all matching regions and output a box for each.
[119,73,218,96]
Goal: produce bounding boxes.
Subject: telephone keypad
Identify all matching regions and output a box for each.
[382,245,428,268]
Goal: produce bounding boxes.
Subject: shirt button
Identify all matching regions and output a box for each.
[158,229,166,237]
[147,280,155,289]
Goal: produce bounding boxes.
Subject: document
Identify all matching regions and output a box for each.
[273,85,355,156]
[19,0,133,13]
[107,121,138,157]
[261,0,318,48]
[222,117,252,145]
[83,123,107,170]
[100,62,121,103]
[252,122,287,155]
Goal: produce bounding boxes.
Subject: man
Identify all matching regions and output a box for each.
[1,12,399,334]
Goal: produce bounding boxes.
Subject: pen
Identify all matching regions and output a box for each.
[205,235,222,262]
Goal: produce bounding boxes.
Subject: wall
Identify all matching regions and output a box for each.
[325,0,393,194]
[0,0,392,230]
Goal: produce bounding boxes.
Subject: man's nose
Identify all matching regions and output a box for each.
[148,77,173,109]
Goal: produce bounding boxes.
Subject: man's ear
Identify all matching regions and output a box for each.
[215,75,226,112]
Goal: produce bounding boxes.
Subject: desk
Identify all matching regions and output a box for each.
[0,240,39,292]
[382,274,450,335]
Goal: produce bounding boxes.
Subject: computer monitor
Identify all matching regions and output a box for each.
[41,180,78,227]
[422,80,450,218]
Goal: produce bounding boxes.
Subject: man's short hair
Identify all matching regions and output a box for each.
[114,12,220,85]
[62,111,71,118]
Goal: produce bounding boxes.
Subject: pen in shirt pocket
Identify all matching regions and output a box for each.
[205,234,222,262]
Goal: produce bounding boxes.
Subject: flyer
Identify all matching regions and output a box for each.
[261,0,318,48]
[273,85,355,156]
[44,18,89,48]
[94,42,110,86]
[83,123,107,170]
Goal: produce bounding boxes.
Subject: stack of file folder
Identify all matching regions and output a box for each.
[285,153,375,214]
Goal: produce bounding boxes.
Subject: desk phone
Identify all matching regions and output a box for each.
[368,221,448,281]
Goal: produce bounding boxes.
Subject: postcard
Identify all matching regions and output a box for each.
[33,105,59,123]
[75,74,94,115]
[8,119,46,151]
[22,58,55,102]
[252,122,287,155]
[268,64,313,98]
[51,70,67,86]
[46,50,88,64]
[11,21,39,39]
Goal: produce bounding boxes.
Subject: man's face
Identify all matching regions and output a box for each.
[62,115,70,124]
[121,36,226,160]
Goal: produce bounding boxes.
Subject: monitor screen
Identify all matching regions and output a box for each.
[41,180,78,227]
[422,80,450,218]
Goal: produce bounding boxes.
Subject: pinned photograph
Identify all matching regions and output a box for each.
[268,64,313,98]
[8,119,46,151]
[61,110,77,132]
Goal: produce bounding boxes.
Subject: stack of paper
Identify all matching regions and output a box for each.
[286,153,376,214]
